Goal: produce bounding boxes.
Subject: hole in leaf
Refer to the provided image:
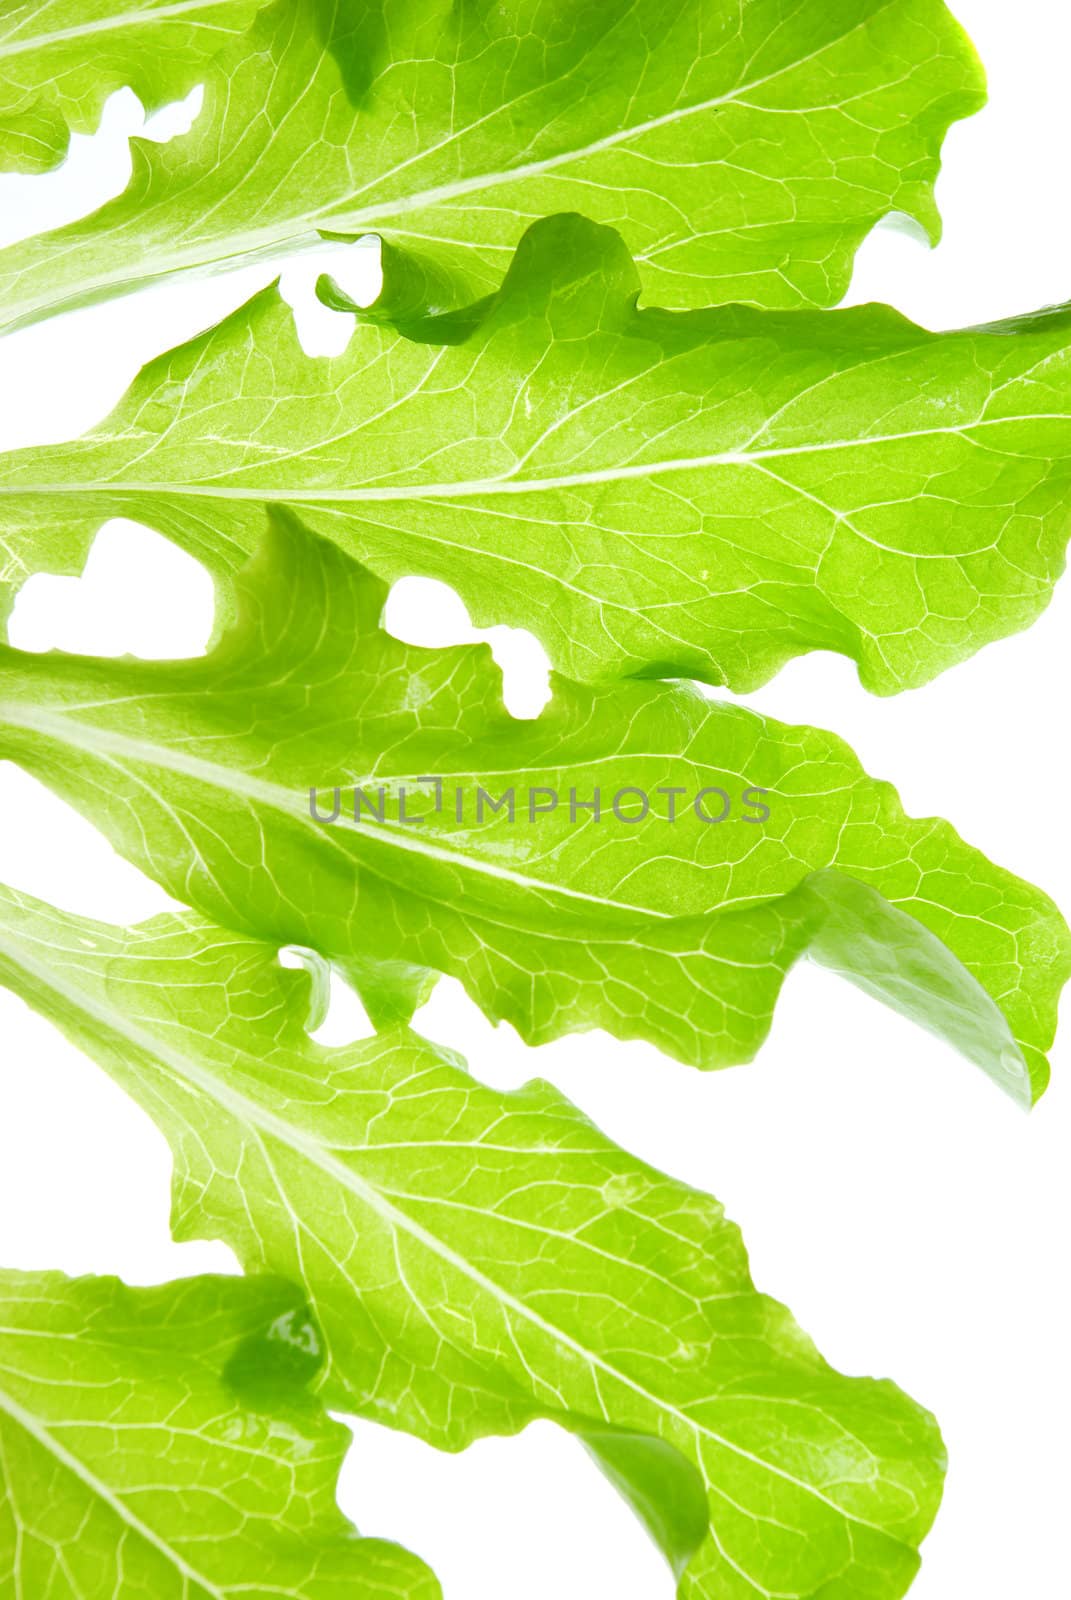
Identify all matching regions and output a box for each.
[0,88,139,249]
[277,949,377,1046]
[311,970,377,1046]
[9,520,214,658]
[280,235,382,357]
[385,575,551,718]
[141,84,204,144]
[0,83,205,252]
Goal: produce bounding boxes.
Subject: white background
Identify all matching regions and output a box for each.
[0,1,1069,1594]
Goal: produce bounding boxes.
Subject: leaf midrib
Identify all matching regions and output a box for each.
[0,0,241,61]
[1,410,1062,511]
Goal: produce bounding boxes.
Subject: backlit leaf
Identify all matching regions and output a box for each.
[0,0,269,174]
[0,514,1065,1100]
[0,1267,440,1598]
[0,0,984,327]
[3,214,1069,693]
[0,886,949,1600]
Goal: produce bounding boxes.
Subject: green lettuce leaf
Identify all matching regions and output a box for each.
[0,0,269,174]
[0,883,949,1600]
[0,0,984,329]
[0,1267,440,1597]
[3,213,1069,692]
[0,514,1065,1099]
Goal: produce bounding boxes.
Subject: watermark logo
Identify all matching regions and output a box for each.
[309,777,771,827]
